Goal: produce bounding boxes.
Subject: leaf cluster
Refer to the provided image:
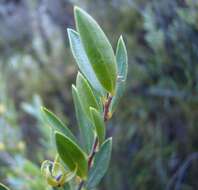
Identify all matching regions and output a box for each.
[39,6,128,190]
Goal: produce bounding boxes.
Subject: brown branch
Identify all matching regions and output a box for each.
[104,94,113,121]
[77,93,113,190]
[88,138,99,169]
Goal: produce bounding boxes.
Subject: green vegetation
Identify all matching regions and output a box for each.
[0,0,198,190]
[40,6,128,189]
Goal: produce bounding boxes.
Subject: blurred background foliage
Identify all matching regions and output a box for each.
[0,0,198,189]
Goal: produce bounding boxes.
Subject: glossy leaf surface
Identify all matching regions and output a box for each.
[74,7,117,94]
[55,132,88,179]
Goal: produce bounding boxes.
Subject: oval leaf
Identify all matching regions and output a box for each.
[41,107,78,144]
[86,138,112,189]
[0,183,9,190]
[67,29,105,95]
[90,107,105,145]
[55,132,88,179]
[110,36,128,113]
[74,7,117,94]
[76,72,100,120]
[72,85,95,153]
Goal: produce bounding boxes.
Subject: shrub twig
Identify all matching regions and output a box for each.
[77,94,113,190]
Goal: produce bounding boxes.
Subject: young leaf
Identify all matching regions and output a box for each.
[0,183,9,190]
[90,107,105,145]
[76,72,100,120]
[41,107,78,144]
[41,157,77,187]
[86,138,112,189]
[55,132,88,179]
[72,85,95,153]
[67,29,105,95]
[74,7,117,94]
[110,36,128,113]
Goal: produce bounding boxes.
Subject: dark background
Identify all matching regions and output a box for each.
[0,0,198,189]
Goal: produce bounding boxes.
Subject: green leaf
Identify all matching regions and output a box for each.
[74,7,117,94]
[76,72,100,120]
[110,36,128,113]
[72,85,95,153]
[55,132,88,179]
[90,107,105,145]
[116,36,128,82]
[0,183,9,190]
[41,107,78,144]
[67,29,105,95]
[63,183,71,190]
[86,138,112,189]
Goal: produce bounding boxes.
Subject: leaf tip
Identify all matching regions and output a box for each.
[40,106,45,112]
[118,35,126,49]
[76,71,83,79]
[72,84,77,91]
[74,6,84,21]
[89,106,96,113]
[107,137,113,145]
[119,35,124,42]
[67,28,77,38]
[40,106,49,116]
[76,72,86,87]
[67,28,72,40]
[74,6,86,17]
[67,27,72,32]
[55,131,66,143]
[74,5,80,13]
[72,84,78,102]
[54,130,60,137]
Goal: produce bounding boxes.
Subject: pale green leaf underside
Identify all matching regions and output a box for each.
[86,138,112,189]
[68,29,105,95]
[110,36,128,112]
[72,85,95,153]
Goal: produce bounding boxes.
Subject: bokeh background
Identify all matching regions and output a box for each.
[0,0,198,189]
